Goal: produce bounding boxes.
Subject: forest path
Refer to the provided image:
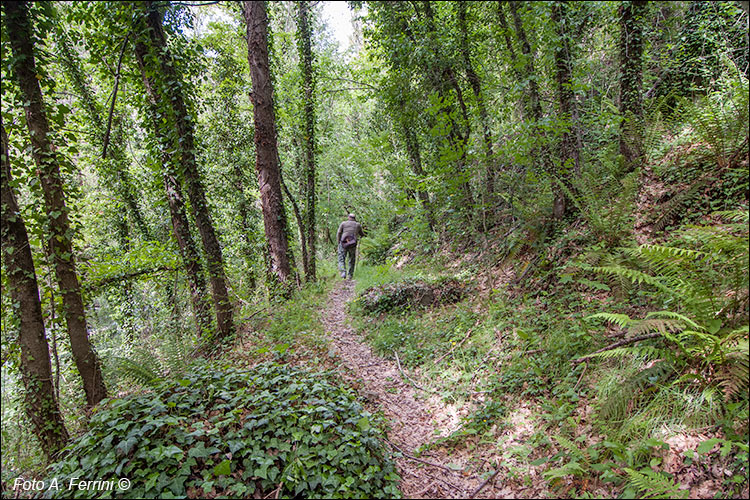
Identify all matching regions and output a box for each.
[320,280,493,499]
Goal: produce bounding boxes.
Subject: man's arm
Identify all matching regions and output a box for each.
[336,223,343,243]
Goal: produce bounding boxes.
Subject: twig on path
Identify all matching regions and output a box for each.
[469,469,500,498]
[414,480,438,497]
[571,333,661,364]
[394,351,442,396]
[385,439,461,475]
[420,470,464,494]
[573,362,588,391]
[434,326,475,364]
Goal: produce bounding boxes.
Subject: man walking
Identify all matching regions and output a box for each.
[336,213,365,279]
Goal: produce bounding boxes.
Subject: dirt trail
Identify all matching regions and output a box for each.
[321,280,493,499]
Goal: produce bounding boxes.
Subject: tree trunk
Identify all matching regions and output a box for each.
[401,121,434,229]
[497,2,521,81]
[141,1,235,338]
[298,1,317,282]
[551,1,580,219]
[1,122,69,456]
[457,2,497,215]
[281,172,309,279]
[619,0,648,174]
[134,36,213,338]
[56,28,151,240]
[509,1,543,126]
[420,1,474,212]
[243,0,293,286]
[6,1,107,408]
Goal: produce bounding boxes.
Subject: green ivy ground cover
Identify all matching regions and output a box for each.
[44,362,400,499]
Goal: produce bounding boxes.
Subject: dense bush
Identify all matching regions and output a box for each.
[45,362,400,499]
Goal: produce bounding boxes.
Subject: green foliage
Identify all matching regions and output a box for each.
[46,363,400,499]
[108,328,193,390]
[624,467,688,499]
[358,230,395,265]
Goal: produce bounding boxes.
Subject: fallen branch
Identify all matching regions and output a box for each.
[571,333,661,364]
[469,469,500,498]
[434,326,475,364]
[573,362,588,391]
[385,439,461,474]
[394,351,441,396]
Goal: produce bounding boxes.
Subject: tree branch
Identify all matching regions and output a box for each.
[102,32,130,159]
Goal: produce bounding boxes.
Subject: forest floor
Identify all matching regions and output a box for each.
[320,279,547,499]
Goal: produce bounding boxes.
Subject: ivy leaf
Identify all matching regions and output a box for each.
[696,438,721,454]
[116,436,138,456]
[213,459,231,476]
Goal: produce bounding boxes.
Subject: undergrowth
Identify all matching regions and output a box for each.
[45,362,400,499]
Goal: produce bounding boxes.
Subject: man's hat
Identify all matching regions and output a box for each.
[348,213,356,220]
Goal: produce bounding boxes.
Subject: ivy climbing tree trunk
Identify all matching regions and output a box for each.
[141,1,235,339]
[134,35,213,338]
[6,0,107,408]
[619,0,648,174]
[1,122,69,456]
[509,1,560,220]
[243,0,293,287]
[457,2,497,216]
[419,1,475,215]
[400,118,434,229]
[55,28,151,240]
[551,0,580,220]
[297,0,317,282]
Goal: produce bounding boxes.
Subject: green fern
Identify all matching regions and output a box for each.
[599,361,676,422]
[652,178,708,231]
[111,356,162,387]
[624,467,689,499]
[110,330,194,389]
[553,435,589,466]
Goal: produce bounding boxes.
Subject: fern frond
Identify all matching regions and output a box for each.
[542,461,586,481]
[591,265,674,295]
[588,345,669,362]
[553,435,589,465]
[585,312,635,329]
[652,179,706,232]
[712,209,750,224]
[112,356,161,387]
[624,467,689,499]
[629,318,685,336]
[716,338,749,402]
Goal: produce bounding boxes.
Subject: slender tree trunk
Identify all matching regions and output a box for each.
[1,122,69,455]
[509,1,543,126]
[510,0,560,221]
[243,0,293,286]
[6,1,107,408]
[497,2,521,81]
[420,1,474,212]
[458,2,497,216]
[619,0,648,174]
[141,1,235,338]
[134,37,213,337]
[56,29,151,240]
[281,172,309,279]
[401,121,434,229]
[551,1,580,219]
[297,1,317,282]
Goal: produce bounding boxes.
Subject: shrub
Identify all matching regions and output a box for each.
[45,362,400,499]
